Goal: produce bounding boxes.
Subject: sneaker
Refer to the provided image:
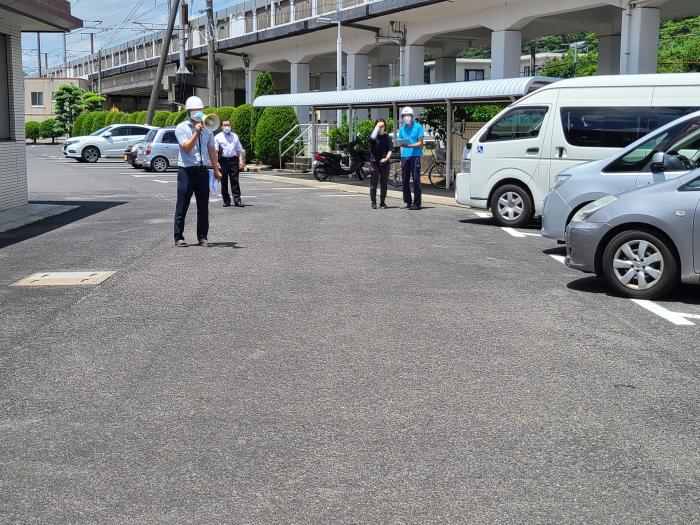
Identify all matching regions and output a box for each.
[223,202,231,207]
[379,203,388,209]
[410,204,421,210]
[401,203,411,209]
[198,238,211,247]
[371,203,377,209]
[234,200,244,207]
[174,239,188,247]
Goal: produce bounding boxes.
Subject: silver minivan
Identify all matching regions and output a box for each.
[542,110,700,241]
[137,127,179,172]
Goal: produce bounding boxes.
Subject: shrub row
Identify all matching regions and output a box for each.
[25,119,63,143]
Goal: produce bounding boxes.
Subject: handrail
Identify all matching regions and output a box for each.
[279,123,331,171]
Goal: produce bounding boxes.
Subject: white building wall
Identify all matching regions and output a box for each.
[0,20,28,212]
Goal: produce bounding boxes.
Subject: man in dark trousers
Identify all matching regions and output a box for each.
[398,106,424,210]
[173,96,221,247]
[214,119,246,207]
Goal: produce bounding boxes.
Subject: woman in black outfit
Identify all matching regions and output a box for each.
[369,118,393,209]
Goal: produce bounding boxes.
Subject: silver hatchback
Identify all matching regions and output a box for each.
[565,168,700,299]
[137,127,179,172]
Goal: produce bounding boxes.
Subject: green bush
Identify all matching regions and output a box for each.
[253,106,298,167]
[90,111,108,133]
[71,113,88,137]
[81,112,98,136]
[166,111,187,126]
[134,111,147,125]
[152,110,171,128]
[39,118,64,144]
[214,106,235,123]
[467,105,502,122]
[116,112,129,124]
[231,104,254,156]
[125,112,139,124]
[25,121,41,143]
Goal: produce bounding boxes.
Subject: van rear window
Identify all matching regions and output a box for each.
[561,107,698,149]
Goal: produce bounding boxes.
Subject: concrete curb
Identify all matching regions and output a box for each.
[245,172,466,208]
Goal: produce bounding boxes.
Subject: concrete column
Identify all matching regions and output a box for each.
[291,62,311,122]
[598,35,621,75]
[319,72,336,123]
[311,0,318,17]
[371,65,390,119]
[290,0,295,22]
[490,30,522,79]
[245,69,260,104]
[347,54,369,119]
[271,1,277,27]
[402,45,425,86]
[435,57,456,83]
[620,7,660,74]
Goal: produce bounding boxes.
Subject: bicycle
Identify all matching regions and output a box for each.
[386,145,447,189]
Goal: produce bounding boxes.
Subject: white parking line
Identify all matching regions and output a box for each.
[131,174,176,177]
[549,254,566,264]
[474,211,492,218]
[631,299,698,326]
[501,227,541,238]
[271,187,318,190]
[153,180,175,184]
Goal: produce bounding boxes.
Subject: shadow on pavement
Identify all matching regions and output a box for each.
[209,241,243,248]
[0,200,126,250]
[458,217,541,231]
[566,275,700,306]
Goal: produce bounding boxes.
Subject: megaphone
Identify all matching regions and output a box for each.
[203,113,220,133]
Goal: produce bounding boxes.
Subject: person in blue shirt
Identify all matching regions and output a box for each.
[398,106,424,210]
[173,96,222,247]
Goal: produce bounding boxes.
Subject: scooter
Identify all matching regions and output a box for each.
[312,135,369,181]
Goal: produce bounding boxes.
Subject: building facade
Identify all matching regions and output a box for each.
[24,77,89,123]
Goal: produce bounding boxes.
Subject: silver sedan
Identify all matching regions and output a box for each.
[565,168,700,299]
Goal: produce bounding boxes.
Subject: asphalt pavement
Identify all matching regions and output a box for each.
[0,144,698,523]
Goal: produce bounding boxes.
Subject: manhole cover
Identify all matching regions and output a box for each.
[12,271,116,286]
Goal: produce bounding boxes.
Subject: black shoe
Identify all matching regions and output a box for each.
[198,238,211,247]
[401,203,411,209]
[380,203,388,209]
[223,202,231,207]
[410,204,421,210]
[371,202,377,209]
[174,239,188,247]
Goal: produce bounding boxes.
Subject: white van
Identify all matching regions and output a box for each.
[455,73,700,227]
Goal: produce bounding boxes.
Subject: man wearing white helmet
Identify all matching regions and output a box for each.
[173,95,222,247]
[398,106,424,210]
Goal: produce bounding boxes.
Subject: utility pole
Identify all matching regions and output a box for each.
[37,32,42,77]
[97,50,102,93]
[146,0,181,125]
[177,0,191,76]
[206,0,216,107]
[43,53,48,76]
[335,0,342,127]
[63,33,67,74]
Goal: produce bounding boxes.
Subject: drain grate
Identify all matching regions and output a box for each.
[12,271,116,286]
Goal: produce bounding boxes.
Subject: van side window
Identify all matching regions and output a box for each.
[561,107,698,149]
[483,107,548,142]
[161,131,178,144]
[605,117,700,173]
[680,176,700,191]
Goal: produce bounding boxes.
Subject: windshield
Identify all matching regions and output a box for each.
[90,126,113,137]
[144,129,158,143]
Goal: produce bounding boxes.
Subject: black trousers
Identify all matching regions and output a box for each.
[370,161,389,205]
[174,166,209,241]
[401,156,422,207]
[220,156,241,204]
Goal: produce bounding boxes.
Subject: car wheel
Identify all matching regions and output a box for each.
[151,156,169,173]
[490,184,533,228]
[601,229,678,299]
[81,146,100,163]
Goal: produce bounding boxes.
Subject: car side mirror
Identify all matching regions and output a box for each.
[650,151,666,173]
[102,131,112,138]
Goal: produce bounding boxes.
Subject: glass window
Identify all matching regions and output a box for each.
[31,91,44,107]
[108,126,129,137]
[464,69,484,82]
[680,176,700,191]
[129,126,149,136]
[90,126,112,136]
[161,131,177,144]
[483,107,548,142]
[606,116,700,173]
[561,107,699,149]
[144,129,158,143]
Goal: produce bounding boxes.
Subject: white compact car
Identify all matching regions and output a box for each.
[455,73,700,228]
[63,124,155,163]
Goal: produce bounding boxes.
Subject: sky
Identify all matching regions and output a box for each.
[21,0,243,76]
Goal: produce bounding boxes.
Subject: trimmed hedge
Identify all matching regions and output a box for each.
[25,121,41,143]
[165,111,187,126]
[231,104,253,157]
[253,106,298,167]
[152,110,171,128]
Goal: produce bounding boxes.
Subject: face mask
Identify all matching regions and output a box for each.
[191,111,204,123]
[223,126,231,134]
[403,116,412,125]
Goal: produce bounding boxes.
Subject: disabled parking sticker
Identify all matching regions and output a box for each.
[476,145,484,154]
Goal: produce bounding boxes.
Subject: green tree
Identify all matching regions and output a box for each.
[82,91,106,111]
[540,49,598,78]
[252,72,276,154]
[39,118,64,144]
[53,84,84,136]
[90,111,108,133]
[253,106,298,167]
[81,112,97,135]
[71,113,88,137]
[658,16,700,72]
[416,105,503,142]
[25,121,41,143]
[231,104,254,156]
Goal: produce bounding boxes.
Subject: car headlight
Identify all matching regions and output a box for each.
[553,173,571,189]
[572,195,619,222]
[64,139,79,145]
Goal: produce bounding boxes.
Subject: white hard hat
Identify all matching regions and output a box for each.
[184,96,204,111]
[401,106,414,116]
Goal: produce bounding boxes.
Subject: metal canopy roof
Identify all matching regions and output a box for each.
[253,77,559,109]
